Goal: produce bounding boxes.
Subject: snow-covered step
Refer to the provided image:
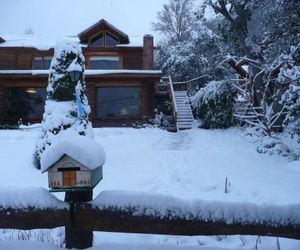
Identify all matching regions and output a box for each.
[173,90,194,131]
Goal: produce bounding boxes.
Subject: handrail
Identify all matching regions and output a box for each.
[169,76,178,131]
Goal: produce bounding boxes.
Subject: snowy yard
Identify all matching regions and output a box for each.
[0,127,300,249]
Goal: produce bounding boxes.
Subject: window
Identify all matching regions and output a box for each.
[33,56,53,69]
[34,57,43,69]
[106,33,119,47]
[89,32,120,47]
[89,56,119,69]
[44,56,52,69]
[90,33,104,47]
[7,87,47,121]
[96,87,140,118]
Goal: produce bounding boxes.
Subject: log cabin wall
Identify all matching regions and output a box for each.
[0,47,144,71]
[0,20,160,127]
[0,48,53,70]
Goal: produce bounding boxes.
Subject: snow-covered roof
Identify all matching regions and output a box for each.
[0,35,80,50]
[41,136,106,173]
[0,69,162,76]
[0,34,143,50]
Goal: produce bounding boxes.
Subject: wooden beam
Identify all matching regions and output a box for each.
[73,204,300,240]
[0,208,69,230]
[0,200,299,240]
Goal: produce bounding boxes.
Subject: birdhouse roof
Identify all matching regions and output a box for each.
[41,136,106,173]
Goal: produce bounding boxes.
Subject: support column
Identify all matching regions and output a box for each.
[65,190,93,249]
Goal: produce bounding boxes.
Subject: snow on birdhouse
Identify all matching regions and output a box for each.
[41,136,105,192]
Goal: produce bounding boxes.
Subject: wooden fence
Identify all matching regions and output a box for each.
[1,191,300,249]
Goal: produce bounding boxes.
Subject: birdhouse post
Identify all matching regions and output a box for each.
[41,136,106,249]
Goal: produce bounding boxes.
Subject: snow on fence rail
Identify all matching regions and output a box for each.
[0,189,299,240]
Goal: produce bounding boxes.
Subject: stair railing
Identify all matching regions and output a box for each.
[168,76,178,131]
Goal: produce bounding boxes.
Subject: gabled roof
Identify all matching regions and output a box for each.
[78,19,129,44]
[0,37,5,43]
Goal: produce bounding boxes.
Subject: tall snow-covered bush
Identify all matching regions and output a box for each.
[280,49,300,141]
[191,80,237,129]
[34,41,93,168]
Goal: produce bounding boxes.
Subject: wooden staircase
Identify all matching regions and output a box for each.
[160,76,194,131]
[174,91,194,130]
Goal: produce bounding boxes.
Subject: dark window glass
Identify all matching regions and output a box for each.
[106,33,119,47]
[7,87,47,121]
[89,56,119,69]
[90,33,104,47]
[34,57,43,69]
[97,87,140,118]
[44,56,52,69]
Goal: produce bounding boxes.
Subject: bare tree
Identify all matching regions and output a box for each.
[152,0,200,44]
[24,27,34,35]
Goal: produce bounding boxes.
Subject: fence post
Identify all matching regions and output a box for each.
[65,190,93,249]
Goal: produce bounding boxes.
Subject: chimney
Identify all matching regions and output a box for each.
[143,35,154,70]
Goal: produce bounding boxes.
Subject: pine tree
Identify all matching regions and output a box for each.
[34,41,93,168]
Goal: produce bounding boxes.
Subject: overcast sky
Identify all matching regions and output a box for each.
[0,0,167,38]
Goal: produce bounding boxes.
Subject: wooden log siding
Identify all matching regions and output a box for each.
[0,48,53,70]
[123,49,143,70]
[0,46,143,71]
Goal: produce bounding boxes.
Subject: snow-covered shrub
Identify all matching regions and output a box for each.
[191,80,237,129]
[280,49,300,142]
[34,41,93,168]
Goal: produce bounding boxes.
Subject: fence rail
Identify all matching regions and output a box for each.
[1,202,300,239]
[1,191,300,249]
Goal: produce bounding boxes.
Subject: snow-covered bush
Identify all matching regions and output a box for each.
[191,80,237,129]
[34,40,93,168]
[280,49,300,142]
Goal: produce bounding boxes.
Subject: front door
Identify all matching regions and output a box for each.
[63,171,77,186]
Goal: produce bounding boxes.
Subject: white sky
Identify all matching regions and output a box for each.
[0,0,167,38]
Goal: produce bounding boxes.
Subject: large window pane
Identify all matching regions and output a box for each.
[34,57,43,69]
[7,87,47,121]
[89,56,119,70]
[44,56,53,69]
[97,87,140,118]
[106,33,119,47]
[90,33,104,47]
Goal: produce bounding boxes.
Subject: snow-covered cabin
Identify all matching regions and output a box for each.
[0,19,161,128]
[41,136,105,191]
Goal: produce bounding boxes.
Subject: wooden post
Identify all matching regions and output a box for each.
[65,190,93,249]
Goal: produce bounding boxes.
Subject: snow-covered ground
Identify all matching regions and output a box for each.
[0,127,300,249]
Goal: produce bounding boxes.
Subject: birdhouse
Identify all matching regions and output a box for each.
[41,136,106,192]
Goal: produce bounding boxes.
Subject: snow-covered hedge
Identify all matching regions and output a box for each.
[191,80,237,129]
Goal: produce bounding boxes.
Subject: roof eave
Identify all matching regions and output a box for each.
[78,19,129,44]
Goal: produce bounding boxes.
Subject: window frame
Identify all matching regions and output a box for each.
[32,56,53,70]
[6,87,47,121]
[88,31,120,48]
[95,86,141,119]
[88,55,121,70]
